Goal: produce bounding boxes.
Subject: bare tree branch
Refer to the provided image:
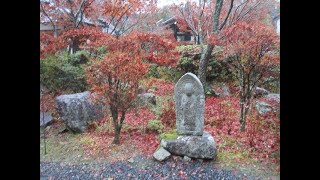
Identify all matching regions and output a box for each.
[219,0,234,30]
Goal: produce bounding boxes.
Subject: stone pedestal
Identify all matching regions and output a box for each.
[160,132,217,159]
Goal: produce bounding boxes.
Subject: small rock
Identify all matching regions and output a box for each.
[40,112,53,127]
[153,147,171,161]
[137,93,156,106]
[172,156,182,161]
[137,86,146,94]
[128,158,134,163]
[183,156,192,162]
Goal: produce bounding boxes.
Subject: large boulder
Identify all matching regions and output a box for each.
[153,147,171,161]
[255,101,273,116]
[40,112,53,127]
[137,93,156,106]
[56,91,104,133]
[265,93,280,103]
[254,87,270,97]
[265,93,280,118]
[160,132,217,159]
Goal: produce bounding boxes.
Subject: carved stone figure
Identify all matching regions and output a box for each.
[175,73,204,136]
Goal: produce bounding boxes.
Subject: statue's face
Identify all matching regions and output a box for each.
[184,83,194,96]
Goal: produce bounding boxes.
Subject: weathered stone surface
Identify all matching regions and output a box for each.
[175,73,205,136]
[153,147,171,161]
[220,84,231,97]
[137,93,156,106]
[255,101,273,116]
[40,112,53,127]
[265,93,280,103]
[56,91,104,133]
[183,156,192,162]
[263,93,280,118]
[254,87,270,97]
[161,132,217,159]
[127,157,134,163]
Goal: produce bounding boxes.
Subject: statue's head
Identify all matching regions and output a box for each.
[184,83,194,96]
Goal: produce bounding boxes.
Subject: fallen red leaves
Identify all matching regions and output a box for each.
[40,93,56,113]
[83,108,159,157]
[204,96,280,164]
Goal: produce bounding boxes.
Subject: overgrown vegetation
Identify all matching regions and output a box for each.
[40,51,89,94]
[40,0,280,177]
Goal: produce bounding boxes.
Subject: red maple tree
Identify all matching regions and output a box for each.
[219,22,279,131]
[86,32,179,144]
[173,0,278,85]
[40,0,158,58]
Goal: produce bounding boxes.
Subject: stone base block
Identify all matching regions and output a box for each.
[160,132,217,159]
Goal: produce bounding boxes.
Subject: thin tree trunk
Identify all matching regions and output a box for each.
[198,0,223,86]
[53,22,58,38]
[110,106,120,144]
[198,44,214,86]
[40,88,47,154]
[240,97,245,132]
[111,108,126,144]
[113,126,121,144]
[239,69,246,132]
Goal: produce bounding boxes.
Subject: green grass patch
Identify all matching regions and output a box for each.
[79,136,95,145]
[159,129,178,140]
[40,133,85,163]
[217,150,249,162]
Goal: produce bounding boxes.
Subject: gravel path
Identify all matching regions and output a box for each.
[41,155,261,180]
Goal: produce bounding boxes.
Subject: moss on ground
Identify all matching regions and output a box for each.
[159,130,178,140]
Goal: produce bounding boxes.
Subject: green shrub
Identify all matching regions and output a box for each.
[147,64,160,78]
[147,119,164,133]
[40,51,89,94]
[206,58,235,82]
[176,45,235,84]
[157,66,182,81]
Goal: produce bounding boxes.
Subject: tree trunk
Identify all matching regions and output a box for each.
[53,21,58,38]
[240,96,246,132]
[198,0,223,86]
[239,69,246,132]
[113,126,121,144]
[198,44,214,86]
[111,107,126,144]
[110,106,120,144]
[68,38,80,54]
